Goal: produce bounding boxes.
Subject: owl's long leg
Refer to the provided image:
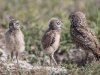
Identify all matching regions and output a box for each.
[49,55,52,66]
[11,51,14,62]
[16,52,19,63]
[51,53,57,65]
[85,52,89,64]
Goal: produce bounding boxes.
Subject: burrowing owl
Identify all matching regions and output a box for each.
[5,19,25,63]
[69,11,100,61]
[41,18,62,65]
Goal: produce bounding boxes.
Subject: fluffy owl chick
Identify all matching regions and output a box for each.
[41,18,62,65]
[5,19,25,63]
[69,11,100,60]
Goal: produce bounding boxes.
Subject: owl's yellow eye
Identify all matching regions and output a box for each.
[16,23,19,26]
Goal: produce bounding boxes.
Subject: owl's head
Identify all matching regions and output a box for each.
[68,11,87,27]
[48,18,62,30]
[9,19,20,30]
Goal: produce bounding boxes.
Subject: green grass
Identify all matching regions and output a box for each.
[0,0,100,75]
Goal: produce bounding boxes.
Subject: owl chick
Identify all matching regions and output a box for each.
[5,19,25,63]
[41,18,62,65]
[69,11,100,61]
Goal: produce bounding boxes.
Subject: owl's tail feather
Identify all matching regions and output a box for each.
[93,53,100,61]
[92,47,100,60]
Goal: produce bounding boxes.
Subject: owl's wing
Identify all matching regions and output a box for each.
[75,27,100,53]
[41,30,55,49]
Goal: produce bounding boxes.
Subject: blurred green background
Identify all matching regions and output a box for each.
[0,0,100,64]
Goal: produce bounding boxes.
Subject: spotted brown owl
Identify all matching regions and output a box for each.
[69,11,100,60]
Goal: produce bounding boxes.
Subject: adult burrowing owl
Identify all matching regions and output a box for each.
[5,19,25,63]
[41,18,62,65]
[69,11,100,61]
